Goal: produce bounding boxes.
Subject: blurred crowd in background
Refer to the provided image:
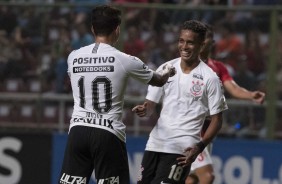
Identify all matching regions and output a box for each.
[0,1,282,137]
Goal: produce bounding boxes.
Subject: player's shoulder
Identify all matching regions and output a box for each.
[200,61,219,79]
[118,52,141,62]
[209,58,226,67]
[200,61,215,72]
[68,44,94,57]
[67,49,78,63]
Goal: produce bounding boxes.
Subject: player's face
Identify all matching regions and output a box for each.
[178,29,203,64]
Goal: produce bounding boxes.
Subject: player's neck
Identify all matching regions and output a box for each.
[201,57,208,63]
[200,53,209,63]
[180,59,200,74]
[95,36,116,46]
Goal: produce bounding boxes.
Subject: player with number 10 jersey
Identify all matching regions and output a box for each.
[68,42,153,142]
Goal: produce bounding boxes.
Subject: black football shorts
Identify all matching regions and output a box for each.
[59,126,129,184]
[137,151,188,184]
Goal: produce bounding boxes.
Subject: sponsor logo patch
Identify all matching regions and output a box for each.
[60,173,87,184]
[97,176,119,184]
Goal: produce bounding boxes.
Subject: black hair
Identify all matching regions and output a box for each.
[180,20,207,43]
[91,5,121,36]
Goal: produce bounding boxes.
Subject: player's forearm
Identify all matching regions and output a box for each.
[148,72,170,87]
[201,114,223,146]
[230,87,253,100]
[224,80,253,100]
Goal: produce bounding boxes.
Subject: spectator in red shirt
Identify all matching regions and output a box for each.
[215,21,242,71]
[124,25,145,58]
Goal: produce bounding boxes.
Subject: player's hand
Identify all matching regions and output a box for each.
[251,91,265,104]
[176,145,202,168]
[132,102,147,117]
[162,63,176,77]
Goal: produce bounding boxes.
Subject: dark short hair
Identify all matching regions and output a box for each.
[180,20,207,43]
[91,5,121,36]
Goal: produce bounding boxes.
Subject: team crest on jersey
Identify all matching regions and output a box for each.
[190,80,204,97]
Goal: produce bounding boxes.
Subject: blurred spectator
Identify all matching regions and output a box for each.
[233,55,256,91]
[144,34,176,67]
[277,63,282,100]
[38,47,54,92]
[169,1,202,25]
[0,6,17,37]
[124,25,145,58]
[0,31,23,80]
[243,29,265,77]
[277,32,282,99]
[52,25,72,93]
[252,0,280,5]
[54,55,69,93]
[71,22,94,50]
[215,21,243,71]
[17,6,43,50]
[225,0,254,32]
[14,27,38,77]
[201,0,228,24]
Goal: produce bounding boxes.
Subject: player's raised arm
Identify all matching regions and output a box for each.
[148,63,176,87]
[223,80,265,104]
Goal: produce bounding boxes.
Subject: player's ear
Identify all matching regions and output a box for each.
[91,26,96,36]
[115,25,120,36]
[113,25,120,43]
[199,42,205,53]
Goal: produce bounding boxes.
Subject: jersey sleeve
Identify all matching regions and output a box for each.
[146,85,163,103]
[121,55,154,84]
[216,61,233,82]
[207,76,228,115]
[145,64,164,103]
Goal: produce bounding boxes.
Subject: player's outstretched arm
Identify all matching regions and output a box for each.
[132,99,156,117]
[250,91,265,104]
[224,80,265,104]
[148,63,176,87]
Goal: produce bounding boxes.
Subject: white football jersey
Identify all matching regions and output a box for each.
[67,43,153,142]
[145,58,228,155]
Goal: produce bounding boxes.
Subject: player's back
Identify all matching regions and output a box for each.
[67,43,153,141]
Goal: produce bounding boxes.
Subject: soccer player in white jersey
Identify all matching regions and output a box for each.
[132,20,228,184]
[58,5,175,184]
[185,23,265,184]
